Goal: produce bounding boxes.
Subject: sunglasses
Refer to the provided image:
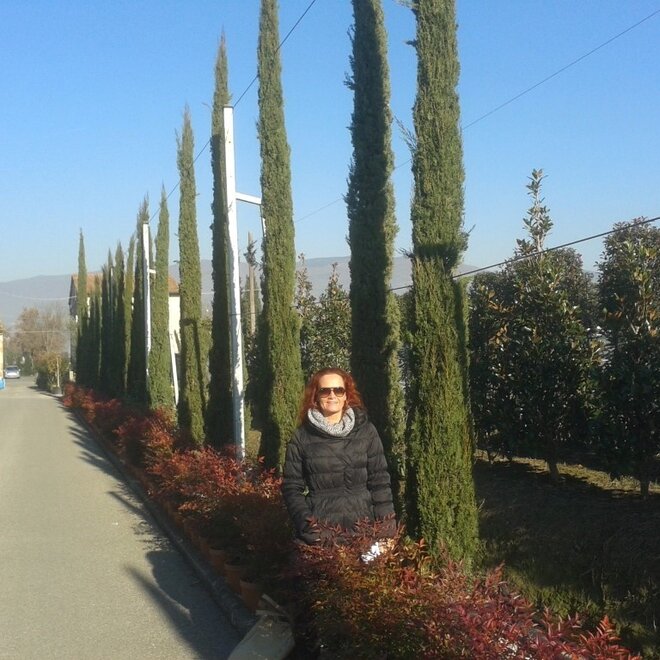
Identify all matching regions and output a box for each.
[318,387,346,398]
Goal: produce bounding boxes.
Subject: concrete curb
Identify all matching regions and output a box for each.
[68,404,259,638]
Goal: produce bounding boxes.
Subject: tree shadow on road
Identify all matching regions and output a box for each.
[61,408,241,658]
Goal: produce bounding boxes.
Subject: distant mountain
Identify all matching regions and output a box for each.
[1,256,477,329]
[0,274,73,330]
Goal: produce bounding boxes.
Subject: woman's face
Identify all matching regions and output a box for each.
[316,373,347,424]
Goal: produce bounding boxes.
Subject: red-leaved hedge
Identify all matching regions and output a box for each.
[62,384,640,659]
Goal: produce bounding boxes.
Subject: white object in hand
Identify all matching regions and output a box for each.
[361,541,383,563]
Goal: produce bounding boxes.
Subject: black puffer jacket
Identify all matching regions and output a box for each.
[281,408,394,545]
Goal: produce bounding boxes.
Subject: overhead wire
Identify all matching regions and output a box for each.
[1,215,658,312]
[294,7,660,225]
[3,6,658,306]
[160,0,320,214]
[389,215,660,292]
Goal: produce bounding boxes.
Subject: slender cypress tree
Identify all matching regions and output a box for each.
[346,0,406,511]
[405,0,478,562]
[177,108,206,445]
[99,251,113,395]
[123,235,136,394]
[149,188,174,409]
[89,276,102,390]
[257,0,303,468]
[110,242,126,397]
[75,230,88,384]
[127,199,148,404]
[206,34,234,447]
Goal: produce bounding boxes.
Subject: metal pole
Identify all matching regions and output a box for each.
[142,221,152,379]
[223,106,246,460]
[170,331,179,404]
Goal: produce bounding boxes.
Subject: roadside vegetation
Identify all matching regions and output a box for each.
[2,0,654,656]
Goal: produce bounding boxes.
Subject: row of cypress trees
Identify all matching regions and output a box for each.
[75,0,478,563]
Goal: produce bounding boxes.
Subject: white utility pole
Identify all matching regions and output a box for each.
[223,105,262,460]
[142,221,155,381]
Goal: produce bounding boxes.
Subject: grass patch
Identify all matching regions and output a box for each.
[475,452,660,657]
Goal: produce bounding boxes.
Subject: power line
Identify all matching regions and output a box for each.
[160,0,320,217]
[293,7,660,226]
[462,8,660,131]
[0,290,71,302]
[5,216,656,306]
[389,215,660,292]
[233,0,320,108]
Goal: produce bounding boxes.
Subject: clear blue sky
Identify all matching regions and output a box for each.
[1,0,658,285]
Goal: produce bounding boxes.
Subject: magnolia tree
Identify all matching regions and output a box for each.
[295,258,351,378]
[598,219,660,496]
[469,170,599,479]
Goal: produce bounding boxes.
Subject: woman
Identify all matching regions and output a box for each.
[282,367,395,545]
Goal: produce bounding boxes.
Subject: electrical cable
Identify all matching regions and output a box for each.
[1,215,657,309]
[160,0,320,214]
[294,7,660,226]
[389,215,660,292]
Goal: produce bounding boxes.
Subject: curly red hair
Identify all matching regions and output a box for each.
[297,367,364,426]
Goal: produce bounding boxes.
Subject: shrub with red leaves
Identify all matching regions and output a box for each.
[62,384,98,423]
[92,398,130,440]
[61,384,639,659]
[116,407,178,469]
[288,522,641,659]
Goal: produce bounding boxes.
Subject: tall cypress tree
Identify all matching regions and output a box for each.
[75,230,88,385]
[406,0,478,562]
[257,0,303,468]
[110,242,126,397]
[206,33,234,447]
[89,276,102,390]
[346,0,406,511]
[99,251,113,395]
[123,235,136,394]
[177,108,206,445]
[127,199,148,404]
[149,188,174,409]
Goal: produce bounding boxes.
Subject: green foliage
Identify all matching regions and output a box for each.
[88,277,102,389]
[149,188,174,410]
[405,0,478,562]
[295,257,351,377]
[75,230,88,384]
[468,272,518,459]
[109,242,127,397]
[346,0,406,512]
[470,171,599,479]
[256,0,303,468]
[123,235,136,393]
[35,352,69,392]
[598,219,660,496]
[206,34,234,449]
[176,108,206,446]
[127,199,148,404]
[99,252,113,394]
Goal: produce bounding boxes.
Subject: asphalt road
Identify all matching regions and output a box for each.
[0,379,241,659]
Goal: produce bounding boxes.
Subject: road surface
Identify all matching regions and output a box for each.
[0,379,241,659]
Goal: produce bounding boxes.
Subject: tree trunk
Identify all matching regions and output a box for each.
[548,459,562,483]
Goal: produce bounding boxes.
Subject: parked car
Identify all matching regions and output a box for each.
[4,365,20,379]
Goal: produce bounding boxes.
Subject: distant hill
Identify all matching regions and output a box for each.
[0,274,73,330]
[170,256,475,315]
[0,256,477,329]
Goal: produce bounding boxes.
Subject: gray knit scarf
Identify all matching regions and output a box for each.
[307,407,355,437]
